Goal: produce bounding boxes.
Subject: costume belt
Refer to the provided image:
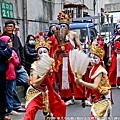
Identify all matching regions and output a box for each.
[60,52,69,57]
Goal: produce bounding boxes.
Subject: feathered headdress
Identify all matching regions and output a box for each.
[57,9,72,25]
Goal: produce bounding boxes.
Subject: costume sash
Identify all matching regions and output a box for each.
[62,56,69,89]
[89,62,101,79]
[66,35,75,48]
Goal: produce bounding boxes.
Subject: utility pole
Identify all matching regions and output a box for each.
[97,0,101,34]
[61,0,65,10]
[22,0,28,44]
[93,0,96,15]
[82,0,84,17]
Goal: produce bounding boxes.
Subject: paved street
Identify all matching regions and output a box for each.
[11,88,120,120]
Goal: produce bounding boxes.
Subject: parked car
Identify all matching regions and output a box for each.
[69,22,98,51]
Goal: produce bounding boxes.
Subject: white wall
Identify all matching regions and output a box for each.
[0,0,102,45]
[0,0,55,45]
[84,0,94,16]
[104,0,120,4]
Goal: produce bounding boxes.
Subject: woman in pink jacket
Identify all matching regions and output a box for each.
[0,36,20,115]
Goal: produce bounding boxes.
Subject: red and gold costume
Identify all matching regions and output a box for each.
[54,10,84,102]
[49,35,58,58]
[89,44,112,119]
[108,36,120,86]
[24,40,66,120]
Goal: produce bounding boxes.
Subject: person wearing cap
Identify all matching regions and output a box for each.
[43,28,49,39]
[75,43,112,119]
[0,36,12,120]
[0,36,20,115]
[2,20,28,112]
[108,23,120,87]
[24,37,66,120]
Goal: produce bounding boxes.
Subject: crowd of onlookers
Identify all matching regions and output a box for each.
[1,19,120,120]
[0,19,61,120]
[0,20,37,120]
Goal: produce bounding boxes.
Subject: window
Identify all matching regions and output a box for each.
[65,9,73,18]
[71,28,87,43]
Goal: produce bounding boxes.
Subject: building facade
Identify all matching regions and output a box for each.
[0,0,109,45]
[0,0,55,45]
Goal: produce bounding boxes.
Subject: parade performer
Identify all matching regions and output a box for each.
[75,43,112,119]
[108,23,120,87]
[54,10,85,106]
[92,35,107,68]
[24,37,66,120]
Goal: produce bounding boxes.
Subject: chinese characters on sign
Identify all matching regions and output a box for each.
[1,1,14,18]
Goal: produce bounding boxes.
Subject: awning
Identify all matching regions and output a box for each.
[64,3,88,9]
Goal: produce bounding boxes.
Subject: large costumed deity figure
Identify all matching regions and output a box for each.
[108,23,120,87]
[55,10,85,105]
[75,43,112,119]
[24,36,66,120]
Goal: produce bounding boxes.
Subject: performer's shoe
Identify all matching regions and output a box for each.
[65,99,75,106]
[117,85,120,89]
[9,110,19,115]
[84,100,92,106]
[15,107,26,112]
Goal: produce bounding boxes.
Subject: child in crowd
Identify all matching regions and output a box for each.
[0,36,20,115]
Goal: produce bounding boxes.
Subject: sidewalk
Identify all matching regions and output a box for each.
[10,101,25,120]
[10,86,25,120]
[10,112,25,120]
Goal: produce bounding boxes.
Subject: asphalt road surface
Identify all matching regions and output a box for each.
[11,88,120,120]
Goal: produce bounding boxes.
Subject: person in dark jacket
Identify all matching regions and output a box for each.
[3,20,25,67]
[2,20,28,112]
[0,40,12,120]
[24,34,37,76]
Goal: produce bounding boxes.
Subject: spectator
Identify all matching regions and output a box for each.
[43,28,49,39]
[24,34,37,76]
[48,24,59,58]
[2,20,28,112]
[108,23,120,87]
[0,36,20,115]
[0,38,12,120]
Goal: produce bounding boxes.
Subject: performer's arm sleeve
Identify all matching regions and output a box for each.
[78,73,102,90]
